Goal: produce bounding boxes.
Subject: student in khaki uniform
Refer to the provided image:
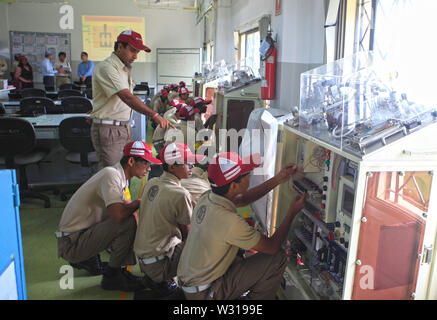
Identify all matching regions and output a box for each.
[177,152,305,300]
[177,103,203,153]
[152,100,183,156]
[178,86,192,104]
[152,89,170,116]
[56,141,162,292]
[168,84,179,101]
[134,143,206,295]
[180,163,210,206]
[91,30,173,170]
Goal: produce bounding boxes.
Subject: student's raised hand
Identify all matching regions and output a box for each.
[276,163,298,184]
[289,194,306,214]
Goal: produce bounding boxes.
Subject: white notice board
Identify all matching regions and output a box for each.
[157,48,201,86]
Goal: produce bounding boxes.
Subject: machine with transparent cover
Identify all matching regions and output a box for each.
[268,52,437,300]
[298,52,437,157]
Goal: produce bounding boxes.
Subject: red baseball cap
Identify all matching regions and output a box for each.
[179,87,192,95]
[179,104,200,120]
[117,30,151,53]
[170,99,185,111]
[208,152,262,187]
[160,89,169,97]
[159,142,206,165]
[123,141,162,164]
[191,97,212,106]
[179,81,186,87]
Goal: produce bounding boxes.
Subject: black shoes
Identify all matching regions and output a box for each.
[70,254,108,276]
[133,274,180,300]
[101,267,147,292]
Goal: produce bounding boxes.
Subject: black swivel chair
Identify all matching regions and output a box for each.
[85,88,93,99]
[20,88,46,98]
[19,97,60,115]
[59,83,74,91]
[58,116,97,200]
[0,118,51,208]
[61,97,93,114]
[58,89,83,99]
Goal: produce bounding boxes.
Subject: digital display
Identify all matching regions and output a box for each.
[342,186,354,217]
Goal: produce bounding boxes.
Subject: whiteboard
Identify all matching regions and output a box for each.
[157,48,201,86]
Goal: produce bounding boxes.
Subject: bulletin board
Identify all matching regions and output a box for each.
[10,31,71,83]
[157,48,202,87]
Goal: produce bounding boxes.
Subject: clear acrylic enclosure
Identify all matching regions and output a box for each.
[298,51,437,156]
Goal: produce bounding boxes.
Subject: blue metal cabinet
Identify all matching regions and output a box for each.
[0,170,26,300]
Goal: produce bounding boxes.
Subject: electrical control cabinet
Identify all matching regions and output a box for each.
[271,52,437,300]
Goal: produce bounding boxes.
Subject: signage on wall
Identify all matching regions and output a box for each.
[275,0,282,16]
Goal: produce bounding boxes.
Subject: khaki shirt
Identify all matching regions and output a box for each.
[134,172,193,259]
[177,191,261,286]
[152,109,181,142]
[152,97,169,115]
[168,91,179,101]
[57,162,128,233]
[178,120,199,153]
[91,52,133,121]
[180,167,211,206]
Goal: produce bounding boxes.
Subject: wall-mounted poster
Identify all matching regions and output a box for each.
[82,15,146,62]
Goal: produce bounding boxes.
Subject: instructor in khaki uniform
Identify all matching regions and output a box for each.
[91,30,173,169]
[134,143,205,295]
[177,152,305,300]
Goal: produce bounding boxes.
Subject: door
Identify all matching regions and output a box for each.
[351,171,434,300]
[0,170,26,300]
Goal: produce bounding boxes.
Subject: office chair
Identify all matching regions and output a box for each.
[58,116,97,201]
[0,118,51,208]
[20,88,46,98]
[19,97,59,115]
[134,83,150,96]
[85,88,93,99]
[59,83,73,91]
[58,89,83,99]
[61,96,93,114]
[8,91,22,101]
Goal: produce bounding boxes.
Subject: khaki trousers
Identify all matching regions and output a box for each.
[184,250,287,300]
[138,243,184,283]
[91,122,132,170]
[56,76,71,90]
[57,215,137,268]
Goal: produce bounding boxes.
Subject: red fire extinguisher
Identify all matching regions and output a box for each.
[261,32,276,100]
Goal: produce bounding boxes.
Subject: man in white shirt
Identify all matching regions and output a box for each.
[54,51,72,90]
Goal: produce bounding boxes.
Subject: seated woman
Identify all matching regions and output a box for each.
[14,55,34,89]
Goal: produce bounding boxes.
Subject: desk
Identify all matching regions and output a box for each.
[21,114,89,139]
[3,100,64,114]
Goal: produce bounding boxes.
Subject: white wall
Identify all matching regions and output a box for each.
[5,0,203,85]
[213,0,326,109]
[0,3,10,66]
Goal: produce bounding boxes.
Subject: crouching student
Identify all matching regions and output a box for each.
[133,142,206,296]
[180,162,210,207]
[56,141,161,292]
[177,152,305,300]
